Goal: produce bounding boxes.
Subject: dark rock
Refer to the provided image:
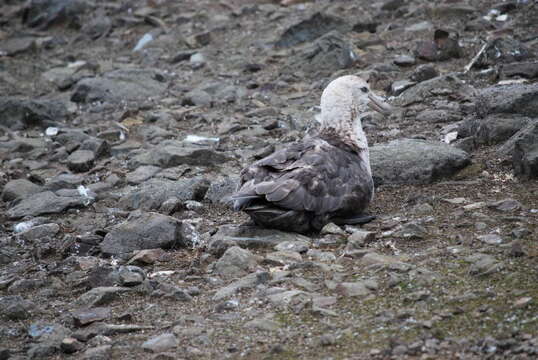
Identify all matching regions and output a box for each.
[118,178,209,211]
[0,36,36,56]
[61,337,83,354]
[0,97,67,130]
[275,12,349,48]
[6,191,86,219]
[285,31,357,78]
[0,295,36,320]
[1,179,43,202]
[131,140,229,168]
[394,74,474,107]
[45,173,84,190]
[501,61,538,79]
[390,80,416,96]
[415,29,462,62]
[409,64,439,83]
[213,272,270,301]
[381,0,405,11]
[118,266,146,286]
[370,139,471,184]
[100,212,187,256]
[512,122,538,179]
[82,345,111,360]
[476,83,538,118]
[488,198,522,212]
[459,115,530,146]
[18,223,60,241]
[71,68,168,104]
[67,150,95,173]
[75,287,131,307]
[126,165,161,185]
[23,0,88,29]
[72,307,112,327]
[183,89,213,106]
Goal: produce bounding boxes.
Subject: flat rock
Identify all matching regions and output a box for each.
[100,212,186,256]
[1,178,43,202]
[0,96,67,130]
[75,287,131,307]
[476,83,538,118]
[335,281,373,297]
[274,240,310,253]
[512,122,538,179]
[72,307,112,327]
[118,178,209,211]
[244,317,280,332]
[71,68,168,103]
[6,191,85,219]
[142,333,178,353]
[477,234,503,245]
[213,272,270,301]
[264,251,302,266]
[126,165,161,184]
[370,139,470,184]
[131,140,229,168]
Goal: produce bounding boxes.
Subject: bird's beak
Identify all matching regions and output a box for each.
[368,93,393,116]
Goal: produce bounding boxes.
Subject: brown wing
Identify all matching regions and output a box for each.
[234,138,372,215]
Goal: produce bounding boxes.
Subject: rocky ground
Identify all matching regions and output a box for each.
[1,0,538,359]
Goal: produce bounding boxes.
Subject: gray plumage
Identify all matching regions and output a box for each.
[232,75,392,233]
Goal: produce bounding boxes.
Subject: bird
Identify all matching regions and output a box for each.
[231,75,392,234]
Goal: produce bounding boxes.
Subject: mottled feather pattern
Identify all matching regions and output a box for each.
[234,138,373,217]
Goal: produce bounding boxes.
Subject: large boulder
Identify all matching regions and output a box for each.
[475,83,538,118]
[370,139,470,184]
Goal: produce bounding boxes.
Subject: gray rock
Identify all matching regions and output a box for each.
[61,337,83,354]
[501,61,538,79]
[204,177,239,204]
[244,317,280,332]
[370,139,470,184]
[390,80,416,96]
[394,55,416,66]
[67,150,95,173]
[1,179,43,202]
[142,333,178,353]
[275,12,350,48]
[360,252,401,266]
[476,83,538,118]
[395,222,428,240]
[274,240,310,253]
[208,225,311,255]
[264,251,302,266]
[466,254,501,276]
[488,198,522,212]
[213,272,270,301]
[306,249,336,262]
[7,191,85,219]
[459,115,530,146]
[416,110,461,123]
[0,295,36,320]
[82,345,111,360]
[118,178,209,211]
[394,74,474,107]
[214,246,258,278]
[346,230,376,248]
[0,96,67,130]
[118,266,146,286]
[477,234,503,245]
[286,31,357,78]
[75,287,131,307]
[475,38,533,68]
[0,36,36,56]
[72,307,112,327]
[71,68,167,104]
[23,0,88,29]
[131,140,229,168]
[18,223,60,241]
[512,122,538,179]
[100,212,186,256]
[45,173,84,190]
[126,165,161,184]
[409,64,440,83]
[183,89,213,106]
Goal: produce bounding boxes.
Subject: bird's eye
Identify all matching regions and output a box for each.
[360,87,368,93]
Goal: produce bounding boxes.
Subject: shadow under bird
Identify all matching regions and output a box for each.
[232,75,393,234]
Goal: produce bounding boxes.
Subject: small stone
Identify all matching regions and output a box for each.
[127,249,169,265]
[477,234,503,245]
[488,198,522,212]
[509,241,526,257]
[142,333,178,353]
[67,150,96,173]
[306,249,336,262]
[61,337,83,354]
[72,307,112,327]
[76,287,131,307]
[335,282,372,297]
[320,222,346,236]
[394,54,416,66]
[264,251,302,266]
[214,246,258,278]
[396,222,428,240]
[410,64,439,82]
[274,240,310,253]
[513,297,532,308]
[346,230,376,248]
[244,318,280,332]
[511,227,531,239]
[118,266,146,286]
[318,334,337,346]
